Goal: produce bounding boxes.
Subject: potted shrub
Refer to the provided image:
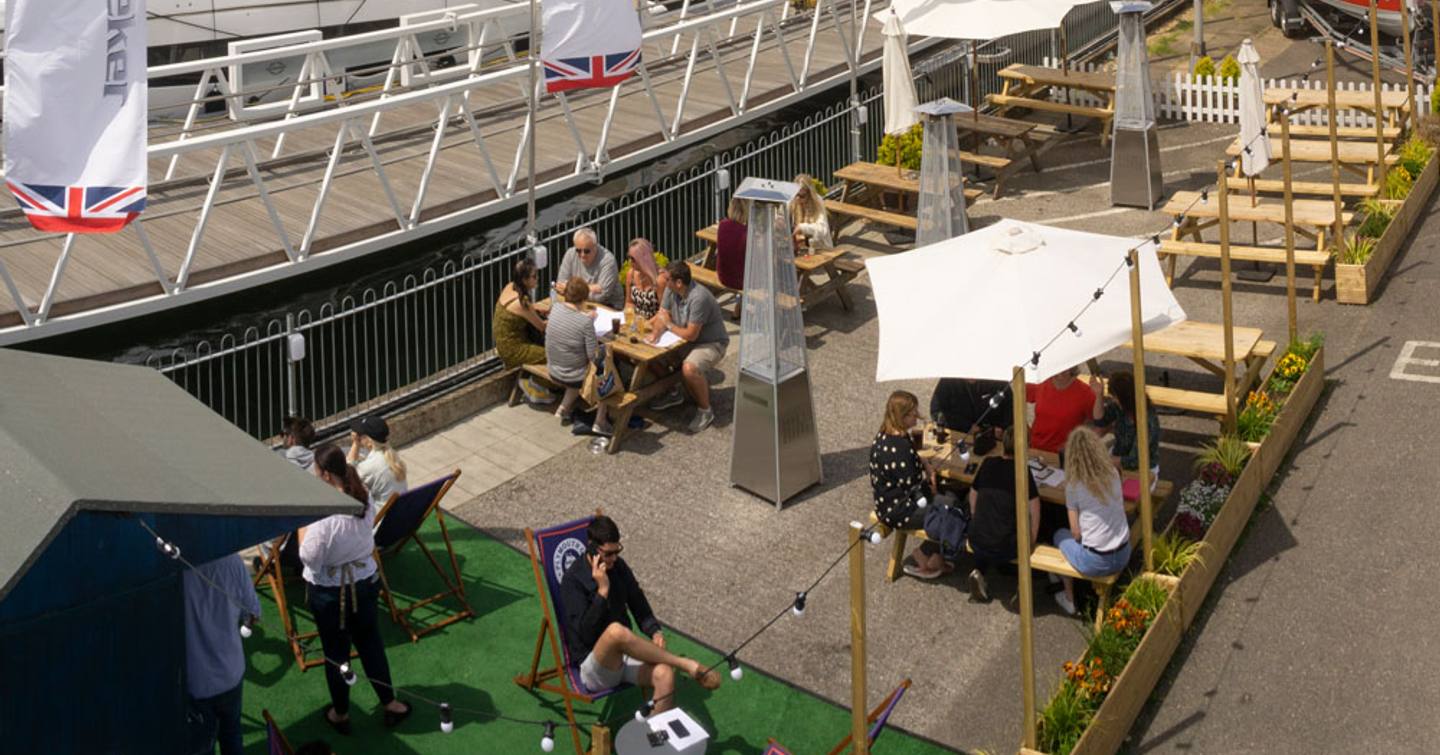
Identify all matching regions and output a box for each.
[1336,136,1437,304]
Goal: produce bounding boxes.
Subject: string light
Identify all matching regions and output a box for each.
[541,722,557,752]
[440,703,454,733]
[340,662,358,686]
[792,592,807,617]
[1030,351,1041,367]
[239,618,253,639]
[635,699,655,721]
[1092,288,1105,301]
[1200,189,1209,204]
[155,537,182,560]
[727,656,744,681]
[1067,321,1082,338]
[860,524,885,542]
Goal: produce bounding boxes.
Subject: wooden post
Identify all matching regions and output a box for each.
[848,522,869,755]
[1217,161,1237,432]
[589,724,612,755]
[1011,367,1036,749]
[1433,0,1440,94]
[1326,40,1345,251]
[1281,111,1299,343]
[1369,0,1387,191]
[1401,0,1418,133]
[1128,247,1154,571]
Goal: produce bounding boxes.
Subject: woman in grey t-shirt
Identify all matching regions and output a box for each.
[545,278,614,436]
[1052,426,1131,616]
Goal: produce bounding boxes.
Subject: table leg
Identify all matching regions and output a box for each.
[840,178,853,204]
[826,263,854,311]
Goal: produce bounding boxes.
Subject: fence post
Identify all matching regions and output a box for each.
[285,313,304,418]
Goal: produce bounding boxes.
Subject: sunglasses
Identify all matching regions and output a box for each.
[597,544,623,558]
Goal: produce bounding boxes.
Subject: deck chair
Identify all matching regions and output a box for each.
[514,510,629,755]
[253,531,333,671]
[263,709,294,755]
[765,679,911,755]
[371,469,472,642]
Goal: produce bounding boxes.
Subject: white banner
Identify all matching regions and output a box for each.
[541,0,642,94]
[4,0,148,233]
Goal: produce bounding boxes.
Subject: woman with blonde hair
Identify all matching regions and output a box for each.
[788,173,834,250]
[715,195,748,290]
[869,390,957,579]
[347,415,408,505]
[624,238,666,321]
[1053,426,1131,616]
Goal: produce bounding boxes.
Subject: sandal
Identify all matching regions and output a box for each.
[324,707,351,736]
[383,701,413,728]
[690,660,722,691]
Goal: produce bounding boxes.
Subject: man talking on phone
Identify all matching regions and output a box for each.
[559,515,720,711]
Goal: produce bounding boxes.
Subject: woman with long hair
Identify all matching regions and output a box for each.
[1089,370,1160,473]
[870,390,956,579]
[494,258,554,404]
[1053,427,1132,616]
[715,195,748,290]
[788,173,834,250]
[347,415,407,505]
[299,445,411,734]
[624,238,665,321]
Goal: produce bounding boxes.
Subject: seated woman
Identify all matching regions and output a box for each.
[1089,371,1161,475]
[715,196,748,290]
[965,427,1040,602]
[546,277,613,436]
[346,415,408,505]
[789,174,834,251]
[625,238,666,321]
[870,390,958,580]
[494,258,553,404]
[1053,427,1132,616]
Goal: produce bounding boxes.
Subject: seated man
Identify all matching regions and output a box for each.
[647,261,730,433]
[277,415,316,471]
[556,226,623,310]
[965,428,1041,603]
[559,516,720,712]
[1027,367,1096,454]
[930,378,1012,435]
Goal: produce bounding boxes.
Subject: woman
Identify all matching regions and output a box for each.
[346,415,407,505]
[494,258,553,404]
[546,277,613,436]
[624,239,665,321]
[789,174,834,251]
[299,445,411,734]
[870,390,956,579]
[1053,427,1132,616]
[965,427,1041,603]
[1089,371,1161,474]
[715,195,748,290]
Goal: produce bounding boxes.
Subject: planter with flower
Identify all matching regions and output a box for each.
[1336,135,1437,304]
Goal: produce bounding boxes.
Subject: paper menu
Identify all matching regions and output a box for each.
[653,330,684,348]
[591,306,623,340]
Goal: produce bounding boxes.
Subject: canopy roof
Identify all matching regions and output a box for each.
[0,348,360,605]
[876,0,1101,40]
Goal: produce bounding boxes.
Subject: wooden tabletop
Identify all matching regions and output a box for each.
[1126,320,1264,361]
[1225,136,1400,165]
[999,63,1116,93]
[834,161,921,193]
[1163,190,1346,226]
[1265,87,1410,111]
[543,300,688,363]
[952,111,1038,139]
[696,224,719,245]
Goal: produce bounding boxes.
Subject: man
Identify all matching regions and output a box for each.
[930,378,1012,436]
[1027,367,1096,454]
[965,428,1042,603]
[277,415,316,471]
[184,554,261,755]
[559,516,720,712]
[647,261,729,432]
[555,227,623,310]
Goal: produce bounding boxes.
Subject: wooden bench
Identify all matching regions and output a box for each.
[1223,176,1378,198]
[1159,239,1332,301]
[824,198,917,232]
[986,94,1113,122]
[686,262,741,319]
[1133,339,1276,418]
[1280,123,1400,141]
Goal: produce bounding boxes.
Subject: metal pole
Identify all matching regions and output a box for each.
[1128,248,1154,572]
[1189,0,1205,72]
[527,0,540,242]
[1281,111,1298,343]
[1326,40,1345,250]
[1217,161,1237,432]
[847,522,869,755]
[850,0,863,163]
[1402,0,1418,133]
[285,313,299,418]
[1011,367,1036,749]
[1370,0,1387,191]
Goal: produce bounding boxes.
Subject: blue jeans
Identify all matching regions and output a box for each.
[1053,530,1131,577]
[189,683,243,755]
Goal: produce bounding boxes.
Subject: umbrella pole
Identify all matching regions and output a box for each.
[1011,367,1036,749]
[1370,1,1387,192]
[1282,111,1298,343]
[1401,0,1417,134]
[1128,247,1154,572]
[847,522,870,755]
[1217,160,1237,432]
[1326,41,1344,252]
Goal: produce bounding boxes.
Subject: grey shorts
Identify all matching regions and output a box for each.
[579,651,644,692]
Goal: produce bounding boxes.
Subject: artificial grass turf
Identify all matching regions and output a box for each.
[240,515,953,754]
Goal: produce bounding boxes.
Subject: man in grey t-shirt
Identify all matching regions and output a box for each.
[647,261,729,432]
[555,226,623,310]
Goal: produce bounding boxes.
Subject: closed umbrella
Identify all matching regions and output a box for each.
[882,11,919,137]
[1238,38,1272,177]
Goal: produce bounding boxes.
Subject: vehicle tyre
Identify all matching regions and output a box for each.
[1269,0,1282,29]
[1277,0,1306,39]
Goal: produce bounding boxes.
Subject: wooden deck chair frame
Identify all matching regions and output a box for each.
[262,709,294,755]
[252,532,338,671]
[371,469,473,643]
[514,508,622,755]
[764,678,912,755]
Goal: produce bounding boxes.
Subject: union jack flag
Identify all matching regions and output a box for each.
[6,182,146,233]
[543,48,641,93]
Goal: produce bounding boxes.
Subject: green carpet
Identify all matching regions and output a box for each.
[240,516,951,754]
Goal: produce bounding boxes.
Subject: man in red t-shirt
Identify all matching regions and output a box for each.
[1028,367,1096,453]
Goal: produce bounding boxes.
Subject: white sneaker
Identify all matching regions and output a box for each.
[687,407,715,433]
[650,388,685,411]
[1054,591,1077,616]
[590,420,614,437]
[968,569,990,602]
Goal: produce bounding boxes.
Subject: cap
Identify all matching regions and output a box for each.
[349,415,390,444]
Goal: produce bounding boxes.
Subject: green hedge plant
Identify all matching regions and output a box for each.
[1383,164,1414,200]
[877,123,923,171]
[1356,198,1393,239]
[1192,55,1216,79]
[1216,54,1241,83]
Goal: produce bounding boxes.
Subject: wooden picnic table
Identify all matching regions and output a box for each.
[1264,86,1411,128]
[1114,320,1271,418]
[989,64,1117,146]
[949,114,1054,196]
[691,227,861,313]
[1224,135,1399,184]
[1163,189,1351,251]
[832,161,985,204]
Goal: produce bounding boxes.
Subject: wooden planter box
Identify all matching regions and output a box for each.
[1253,345,1325,481]
[1336,154,1438,304]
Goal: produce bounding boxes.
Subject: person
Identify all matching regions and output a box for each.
[1028,367,1096,454]
[558,516,721,712]
[964,427,1041,602]
[347,415,408,505]
[624,238,666,321]
[930,378,1012,436]
[715,195,748,290]
[547,277,615,436]
[279,416,317,471]
[494,259,554,404]
[647,261,729,433]
[183,554,260,755]
[555,227,623,309]
[789,174,834,250]
[870,390,959,580]
[299,445,411,734]
[1052,427,1132,616]
[1090,371,1161,474]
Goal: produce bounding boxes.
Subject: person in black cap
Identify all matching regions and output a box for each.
[346,415,408,505]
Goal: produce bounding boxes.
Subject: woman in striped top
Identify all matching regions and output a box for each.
[546,277,614,436]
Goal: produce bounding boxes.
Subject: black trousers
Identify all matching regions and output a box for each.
[307,575,395,715]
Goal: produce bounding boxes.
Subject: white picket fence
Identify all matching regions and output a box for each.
[1037,58,1431,127]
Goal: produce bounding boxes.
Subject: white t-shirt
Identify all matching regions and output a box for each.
[299,495,378,587]
[1065,475,1129,553]
[356,450,408,506]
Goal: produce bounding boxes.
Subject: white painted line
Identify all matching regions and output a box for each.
[1390,341,1440,384]
[1036,133,1238,174]
[1041,207,1132,225]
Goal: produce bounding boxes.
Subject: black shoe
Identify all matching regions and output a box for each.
[324,707,351,736]
[383,701,413,728]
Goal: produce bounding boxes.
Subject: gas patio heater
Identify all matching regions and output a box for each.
[915,98,973,244]
[1110,0,1163,209]
[728,177,822,508]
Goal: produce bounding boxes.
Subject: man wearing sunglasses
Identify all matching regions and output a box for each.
[555,226,623,310]
[559,515,720,712]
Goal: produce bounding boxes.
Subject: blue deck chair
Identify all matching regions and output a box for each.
[513,511,630,755]
[263,709,293,755]
[766,678,911,755]
[372,469,473,643]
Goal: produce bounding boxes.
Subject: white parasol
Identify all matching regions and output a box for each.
[882,11,919,136]
[876,0,1101,41]
[1237,38,1272,176]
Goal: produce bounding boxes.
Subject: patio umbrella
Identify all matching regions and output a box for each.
[882,10,919,137]
[1237,38,1271,177]
[865,219,1186,382]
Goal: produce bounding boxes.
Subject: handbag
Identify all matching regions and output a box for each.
[922,497,969,560]
[580,343,621,405]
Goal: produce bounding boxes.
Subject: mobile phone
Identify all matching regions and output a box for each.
[668,720,691,738]
[647,730,670,747]
[963,461,979,475]
[586,541,598,558]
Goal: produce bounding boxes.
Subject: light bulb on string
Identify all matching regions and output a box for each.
[440,703,454,734]
[154,537,181,560]
[792,592,807,618]
[541,722,556,752]
[239,617,253,639]
[1200,189,1209,205]
[862,524,885,542]
[635,699,655,721]
[340,662,357,686]
[727,656,744,681]
[1067,321,1082,338]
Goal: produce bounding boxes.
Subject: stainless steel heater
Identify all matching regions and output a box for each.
[915,97,973,245]
[1110,1,1163,209]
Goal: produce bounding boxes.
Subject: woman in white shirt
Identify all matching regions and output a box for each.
[1053,427,1132,616]
[789,173,834,250]
[300,445,411,734]
[347,415,408,505]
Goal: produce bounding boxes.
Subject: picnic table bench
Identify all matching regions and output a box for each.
[988,64,1116,146]
[830,162,983,232]
[1223,175,1378,199]
[1112,320,1276,418]
[689,226,864,317]
[1264,87,1411,129]
[1224,136,1399,184]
